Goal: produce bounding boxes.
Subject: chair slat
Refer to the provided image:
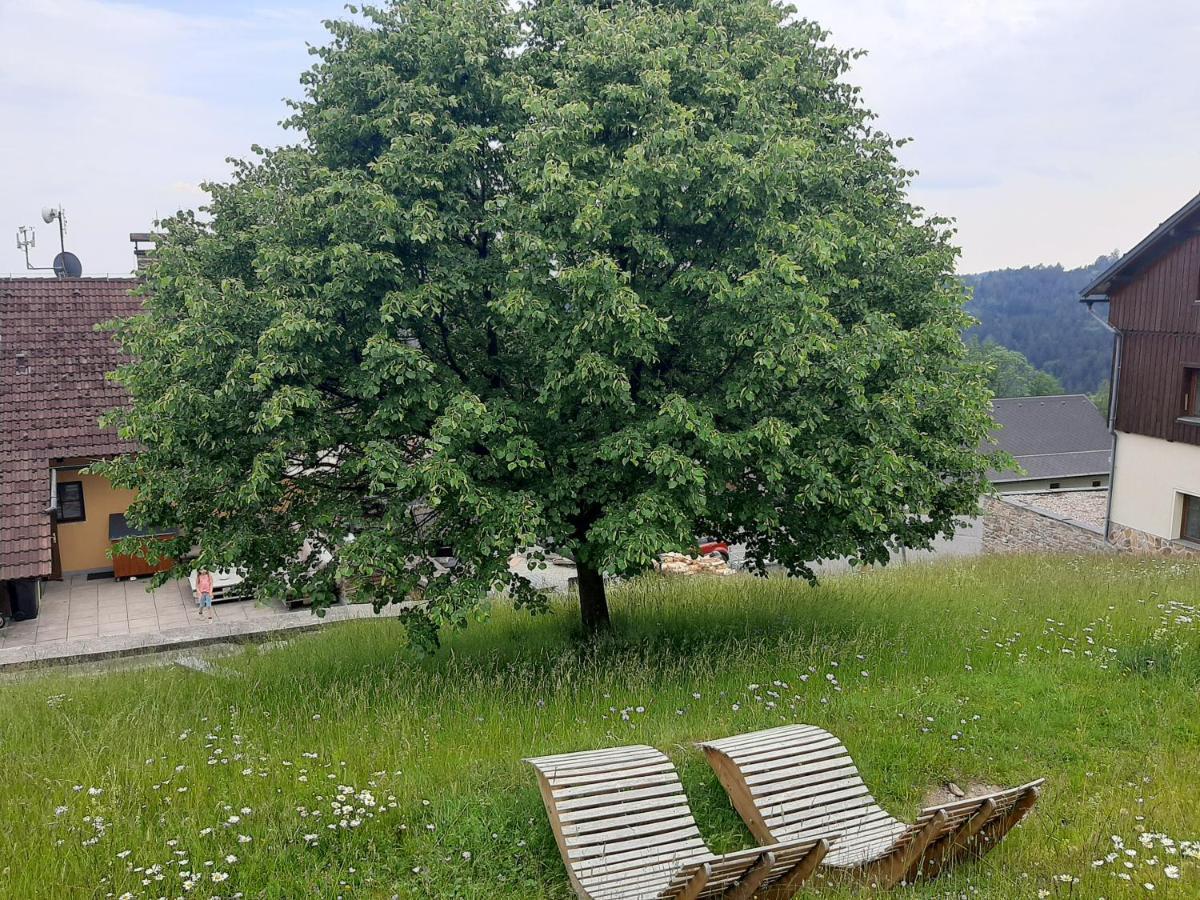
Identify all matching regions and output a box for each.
[547,759,677,788]
[558,792,694,826]
[739,741,851,780]
[750,769,867,801]
[564,813,700,850]
[555,781,687,813]
[552,770,687,801]
[704,724,825,753]
[721,730,841,758]
[562,806,702,840]
[759,780,875,816]
[568,825,707,862]
[768,806,897,840]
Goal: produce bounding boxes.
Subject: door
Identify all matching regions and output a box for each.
[49,514,63,580]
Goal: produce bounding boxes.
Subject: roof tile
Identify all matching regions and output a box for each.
[0,277,142,580]
[987,395,1114,483]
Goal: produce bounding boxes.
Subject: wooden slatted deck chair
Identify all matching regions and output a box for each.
[526,744,833,899]
[697,725,1044,888]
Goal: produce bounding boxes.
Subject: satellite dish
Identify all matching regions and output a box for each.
[41,207,59,224]
[53,251,82,278]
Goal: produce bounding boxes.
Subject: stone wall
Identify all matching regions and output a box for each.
[1108,522,1200,557]
[981,495,1115,555]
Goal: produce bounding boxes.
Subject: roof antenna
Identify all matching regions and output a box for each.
[15,206,82,277]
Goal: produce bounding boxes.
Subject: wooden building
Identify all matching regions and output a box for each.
[0,276,170,619]
[1081,191,1200,553]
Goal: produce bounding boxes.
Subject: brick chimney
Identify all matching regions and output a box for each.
[129,232,158,270]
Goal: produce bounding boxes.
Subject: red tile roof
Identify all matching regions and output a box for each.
[0,278,142,580]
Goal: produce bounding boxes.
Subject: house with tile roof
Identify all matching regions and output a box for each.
[0,276,165,617]
[986,395,1112,493]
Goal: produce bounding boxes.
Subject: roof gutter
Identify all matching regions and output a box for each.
[1085,300,1121,543]
[1085,302,1121,431]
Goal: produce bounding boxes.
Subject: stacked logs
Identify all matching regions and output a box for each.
[657,552,736,577]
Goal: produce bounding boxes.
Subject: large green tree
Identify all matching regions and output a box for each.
[102,0,996,636]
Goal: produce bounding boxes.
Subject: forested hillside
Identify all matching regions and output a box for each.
[961,255,1117,394]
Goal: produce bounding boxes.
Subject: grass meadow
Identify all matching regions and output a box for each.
[2,555,1200,899]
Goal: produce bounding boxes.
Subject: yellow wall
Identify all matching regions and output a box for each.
[55,471,137,573]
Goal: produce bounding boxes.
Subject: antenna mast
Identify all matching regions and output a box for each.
[15,225,52,272]
[14,206,82,276]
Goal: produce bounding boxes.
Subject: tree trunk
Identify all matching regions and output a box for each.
[575,561,610,636]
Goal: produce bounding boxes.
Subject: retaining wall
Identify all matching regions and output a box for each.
[981,495,1114,555]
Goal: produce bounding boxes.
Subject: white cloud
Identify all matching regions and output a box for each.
[0,0,330,275]
[795,0,1200,271]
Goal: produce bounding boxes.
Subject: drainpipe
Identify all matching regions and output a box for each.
[1087,301,1121,542]
[47,466,58,515]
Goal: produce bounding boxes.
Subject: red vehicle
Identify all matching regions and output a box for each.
[698,540,730,562]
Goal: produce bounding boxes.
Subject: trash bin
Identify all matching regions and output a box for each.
[8,579,39,621]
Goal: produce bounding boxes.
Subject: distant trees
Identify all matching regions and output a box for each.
[961,257,1116,395]
[1090,379,1112,421]
[966,338,1065,398]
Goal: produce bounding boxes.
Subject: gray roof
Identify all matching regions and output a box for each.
[987,395,1113,483]
[1080,190,1200,300]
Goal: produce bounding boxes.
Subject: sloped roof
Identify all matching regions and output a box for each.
[1080,190,1200,300]
[0,278,141,580]
[987,395,1113,483]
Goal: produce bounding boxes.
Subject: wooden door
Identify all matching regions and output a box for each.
[49,515,63,580]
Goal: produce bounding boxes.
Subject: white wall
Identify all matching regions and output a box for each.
[1110,431,1200,539]
[997,475,1109,494]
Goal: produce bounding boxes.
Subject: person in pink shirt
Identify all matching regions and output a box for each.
[196,569,215,620]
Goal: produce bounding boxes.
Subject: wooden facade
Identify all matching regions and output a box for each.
[1109,230,1200,445]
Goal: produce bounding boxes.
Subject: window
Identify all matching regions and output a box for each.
[1184,368,1200,418]
[1049,482,1061,490]
[1092,480,1102,487]
[56,481,85,523]
[1183,494,1200,544]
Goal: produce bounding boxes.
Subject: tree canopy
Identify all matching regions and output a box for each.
[964,338,1065,399]
[101,0,997,637]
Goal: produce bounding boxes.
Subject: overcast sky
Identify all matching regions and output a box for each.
[1,0,1198,276]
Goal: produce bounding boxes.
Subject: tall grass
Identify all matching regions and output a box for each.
[1,555,1199,898]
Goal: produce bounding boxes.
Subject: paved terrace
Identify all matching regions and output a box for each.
[0,559,577,672]
[0,574,407,672]
[0,575,283,646]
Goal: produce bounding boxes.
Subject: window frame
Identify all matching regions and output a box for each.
[56,481,86,524]
[1182,493,1200,545]
[1185,367,1200,418]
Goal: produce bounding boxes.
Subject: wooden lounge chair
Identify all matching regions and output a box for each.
[697,724,1044,888]
[526,744,833,899]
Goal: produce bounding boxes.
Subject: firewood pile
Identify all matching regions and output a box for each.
[657,552,736,577]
